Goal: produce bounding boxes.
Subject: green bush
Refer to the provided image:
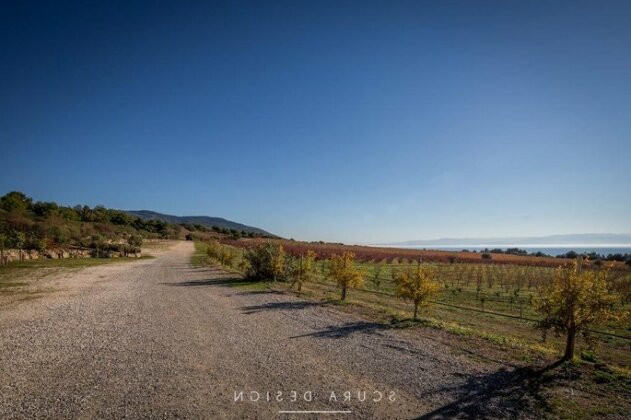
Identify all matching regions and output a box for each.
[244,242,286,281]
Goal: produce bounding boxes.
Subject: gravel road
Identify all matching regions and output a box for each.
[0,241,527,419]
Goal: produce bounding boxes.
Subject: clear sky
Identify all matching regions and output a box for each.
[1,1,630,243]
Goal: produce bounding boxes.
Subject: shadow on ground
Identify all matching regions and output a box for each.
[231,289,285,296]
[291,321,390,339]
[240,301,324,314]
[416,361,564,419]
[161,277,247,287]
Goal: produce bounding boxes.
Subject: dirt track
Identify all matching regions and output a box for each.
[0,241,526,419]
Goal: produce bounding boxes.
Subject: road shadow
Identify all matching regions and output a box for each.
[161,277,248,287]
[240,301,324,314]
[290,321,390,339]
[390,329,523,368]
[416,360,564,419]
[232,289,285,296]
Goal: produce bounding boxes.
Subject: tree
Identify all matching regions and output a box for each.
[393,262,440,321]
[0,191,32,213]
[534,260,621,361]
[32,201,59,217]
[290,250,316,291]
[270,243,285,281]
[371,263,383,291]
[328,252,364,301]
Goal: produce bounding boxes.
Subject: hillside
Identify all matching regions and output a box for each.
[0,191,181,258]
[126,210,274,237]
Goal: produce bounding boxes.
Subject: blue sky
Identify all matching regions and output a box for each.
[1,1,630,243]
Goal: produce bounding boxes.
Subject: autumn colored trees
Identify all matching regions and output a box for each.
[393,262,440,321]
[244,242,286,281]
[289,250,317,291]
[328,252,364,300]
[535,259,622,360]
[217,240,630,363]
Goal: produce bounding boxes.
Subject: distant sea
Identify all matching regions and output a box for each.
[387,245,631,257]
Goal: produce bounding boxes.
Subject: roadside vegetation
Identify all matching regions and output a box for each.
[0,191,181,264]
[194,239,631,368]
[193,237,631,417]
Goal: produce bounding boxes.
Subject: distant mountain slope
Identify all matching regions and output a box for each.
[126,210,274,237]
[386,233,631,247]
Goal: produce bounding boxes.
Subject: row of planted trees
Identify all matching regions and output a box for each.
[205,241,627,361]
[208,241,450,321]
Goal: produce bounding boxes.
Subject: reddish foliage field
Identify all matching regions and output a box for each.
[218,237,584,268]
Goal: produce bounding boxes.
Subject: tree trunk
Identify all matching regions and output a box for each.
[564,328,576,361]
[341,285,347,301]
[413,302,419,321]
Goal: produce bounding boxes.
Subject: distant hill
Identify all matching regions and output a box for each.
[385,233,631,247]
[126,210,275,237]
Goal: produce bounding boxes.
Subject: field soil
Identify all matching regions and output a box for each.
[0,241,567,418]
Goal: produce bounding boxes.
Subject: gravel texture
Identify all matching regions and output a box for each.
[0,241,527,419]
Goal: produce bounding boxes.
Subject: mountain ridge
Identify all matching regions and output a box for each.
[126,210,274,237]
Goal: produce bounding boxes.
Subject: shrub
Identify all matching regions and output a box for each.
[127,234,143,248]
[244,242,286,281]
[371,264,383,290]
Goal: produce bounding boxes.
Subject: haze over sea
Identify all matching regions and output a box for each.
[393,245,631,257]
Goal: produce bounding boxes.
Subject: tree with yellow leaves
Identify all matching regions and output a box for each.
[535,260,621,361]
[270,243,286,282]
[393,262,440,321]
[328,252,364,300]
[290,250,317,291]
